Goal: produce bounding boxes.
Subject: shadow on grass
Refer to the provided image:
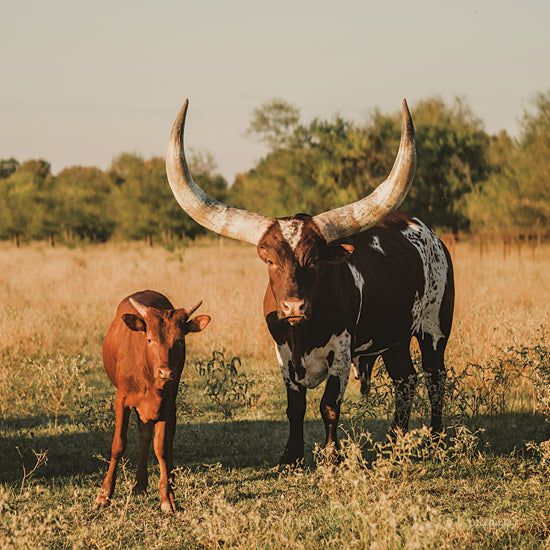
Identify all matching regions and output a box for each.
[1,411,548,484]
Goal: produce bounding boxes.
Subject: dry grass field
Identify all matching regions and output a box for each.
[1,238,549,548]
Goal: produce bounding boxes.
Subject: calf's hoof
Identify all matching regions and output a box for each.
[94,494,111,510]
[161,498,179,514]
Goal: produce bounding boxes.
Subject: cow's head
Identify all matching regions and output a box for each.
[166,99,416,324]
[257,214,354,324]
[122,299,210,388]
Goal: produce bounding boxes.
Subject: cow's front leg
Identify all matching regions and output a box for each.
[153,412,178,514]
[320,375,344,460]
[279,385,307,467]
[133,415,154,495]
[95,393,130,508]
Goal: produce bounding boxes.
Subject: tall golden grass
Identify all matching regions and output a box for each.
[1,237,549,382]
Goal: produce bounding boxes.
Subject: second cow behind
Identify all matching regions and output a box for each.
[95,290,210,513]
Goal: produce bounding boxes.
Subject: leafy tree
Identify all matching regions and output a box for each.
[246,98,300,151]
[0,159,59,245]
[233,111,375,218]
[0,158,19,179]
[398,97,491,232]
[0,177,27,245]
[113,151,228,244]
[111,153,161,245]
[56,166,116,242]
[466,91,550,232]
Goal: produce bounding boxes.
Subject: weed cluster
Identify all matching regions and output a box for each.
[344,332,548,431]
[194,351,259,419]
[0,352,91,427]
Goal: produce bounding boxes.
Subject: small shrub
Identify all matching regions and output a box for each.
[507,326,550,418]
[33,354,90,428]
[194,351,259,420]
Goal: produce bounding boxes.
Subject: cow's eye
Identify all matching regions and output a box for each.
[147,338,152,344]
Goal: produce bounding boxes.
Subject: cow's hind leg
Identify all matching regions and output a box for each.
[279,386,307,467]
[418,334,448,434]
[133,414,154,495]
[95,393,131,508]
[382,343,417,436]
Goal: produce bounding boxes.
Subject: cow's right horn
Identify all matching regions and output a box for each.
[166,100,272,246]
[312,99,416,243]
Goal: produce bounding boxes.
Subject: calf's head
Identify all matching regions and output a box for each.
[257,214,354,325]
[122,299,210,388]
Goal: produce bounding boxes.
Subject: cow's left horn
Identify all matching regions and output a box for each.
[313,99,416,243]
[166,100,272,245]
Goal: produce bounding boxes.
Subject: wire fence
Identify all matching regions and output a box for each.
[440,231,550,260]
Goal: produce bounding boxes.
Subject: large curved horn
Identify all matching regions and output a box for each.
[313,99,416,243]
[166,100,272,245]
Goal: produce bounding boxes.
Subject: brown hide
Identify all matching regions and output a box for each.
[95,290,210,513]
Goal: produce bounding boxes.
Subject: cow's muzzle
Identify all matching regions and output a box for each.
[280,299,309,325]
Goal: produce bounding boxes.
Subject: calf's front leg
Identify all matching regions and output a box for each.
[133,415,154,495]
[154,411,178,513]
[95,394,131,508]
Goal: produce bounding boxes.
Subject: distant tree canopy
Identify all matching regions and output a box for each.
[1,92,548,245]
[465,92,550,232]
[232,96,495,233]
[0,150,229,246]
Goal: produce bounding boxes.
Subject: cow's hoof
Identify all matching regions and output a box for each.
[132,485,148,496]
[278,453,304,471]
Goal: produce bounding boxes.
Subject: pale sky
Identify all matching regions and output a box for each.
[2,0,549,184]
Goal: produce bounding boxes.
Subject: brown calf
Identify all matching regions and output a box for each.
[95,290,210,513]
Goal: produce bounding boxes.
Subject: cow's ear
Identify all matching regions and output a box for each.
[186,314,211,333]
[320,243,354,263]
[122,313,146,332]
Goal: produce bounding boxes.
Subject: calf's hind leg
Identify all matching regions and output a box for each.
[133,415,154,495]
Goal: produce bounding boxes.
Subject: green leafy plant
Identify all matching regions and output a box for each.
[194,351,259,420]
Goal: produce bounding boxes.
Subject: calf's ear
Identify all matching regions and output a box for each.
[186,314,211,333]
[122,313,147,332]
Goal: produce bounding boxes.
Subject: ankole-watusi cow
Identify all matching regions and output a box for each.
[95,290,210,512]
[166,100,454,466]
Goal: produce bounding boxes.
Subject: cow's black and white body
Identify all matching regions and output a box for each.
[262,212,454,464]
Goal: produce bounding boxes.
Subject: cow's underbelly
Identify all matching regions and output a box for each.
[276,330,352,396]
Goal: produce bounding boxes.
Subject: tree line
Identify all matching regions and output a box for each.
[1,92,549,246]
